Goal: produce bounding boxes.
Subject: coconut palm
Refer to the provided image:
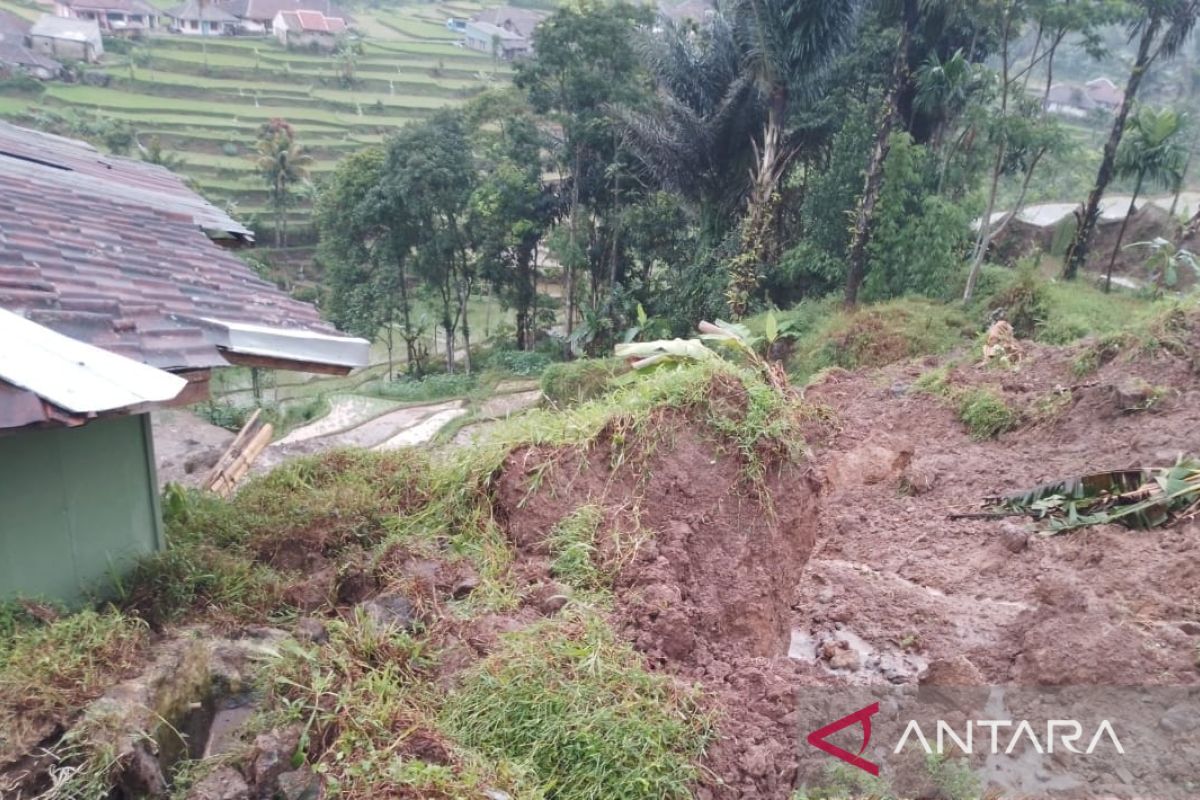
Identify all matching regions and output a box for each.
[1103,106,1188,292]
[255,129,314,248]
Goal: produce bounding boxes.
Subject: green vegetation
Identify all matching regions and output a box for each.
[546,505,606,590]
[956,388,1021,440]
[539,358,625,407]
[442,610,711,800]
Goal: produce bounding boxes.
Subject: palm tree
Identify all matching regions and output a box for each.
[255,129,313,248]
[727,0,861,315]
[619,4,760,241]
[1063,0,1200,280]
[1103,106,1188,292]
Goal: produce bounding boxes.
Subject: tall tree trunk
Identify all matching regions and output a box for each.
[1063,15,1162,280]
[1105,174,1143,293]
[962,4,1016,302]
[1169,147,1192,217]
[845,3,914,308]
[564,151,581,359]
[728,87,788,316]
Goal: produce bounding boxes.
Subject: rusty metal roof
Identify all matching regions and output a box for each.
[0,122,362,372]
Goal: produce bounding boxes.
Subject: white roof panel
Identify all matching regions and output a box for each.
[202,317,371,369]
[0,309,186,414]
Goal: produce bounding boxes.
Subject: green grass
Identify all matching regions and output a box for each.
[540,357,626,407]
[442,610,712,800]
[547,505,606,590]
[956,388,1020,440]
[0,609,148,762]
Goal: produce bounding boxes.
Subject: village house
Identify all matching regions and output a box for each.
[53,0,159,34]
[222,0,348,34]
[164,0,240,35]
[1043,77,1125,119]
[29,14,102,62]
[463,5,545,59]
[0,10,60,79]
[272,8,346,49]
[0,121,369,605]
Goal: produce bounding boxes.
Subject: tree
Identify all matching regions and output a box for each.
[1103,106,1188,291]
[1062,0,1200,279]
[516,0,654,353]
[254,120,312,248]
[619,5,760,244]
[386,111,476,373]
[467,93,558,351]
[730,0,861,315]
[318,147,425,379]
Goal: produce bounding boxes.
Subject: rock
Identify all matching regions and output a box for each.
[1111,378,1156,413]
[451,573,480,600]
[249,726,302,790]
[483,791,512,800]
[921,656,985,687]
[277,767,324,800]
[530,582,571,616]
[822,641,860,671]
[117,745,167,797]
[358,594,418,632]
[284,567,336,611]
[1115,766,1135,785]
[1160,704,1199,734]
[1178,621,1200,636]
[1000,522,1030,553]
[294,617,329,645]
[185,766,251,800]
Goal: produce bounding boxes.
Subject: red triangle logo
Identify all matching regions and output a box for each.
[806,701,881,776]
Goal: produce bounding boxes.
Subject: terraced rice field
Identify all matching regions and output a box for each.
[0,0,511,241]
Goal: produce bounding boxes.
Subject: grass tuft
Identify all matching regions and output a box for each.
[441,609,712,800]
[956,388,1020,440]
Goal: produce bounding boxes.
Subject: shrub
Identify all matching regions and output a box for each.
[442,610,711,800]
[367,372,476,403]
[486,349,554,377]
[540,358,625,407]
[956,388,1019,440]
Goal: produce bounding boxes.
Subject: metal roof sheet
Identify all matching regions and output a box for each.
[0,308,185,417]
[202,317,370,368]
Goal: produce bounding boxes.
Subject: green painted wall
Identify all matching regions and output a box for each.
[0,414,164,606]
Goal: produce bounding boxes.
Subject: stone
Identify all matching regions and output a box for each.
[1000,522,1030,553]
[822,641,860,671]
[358,594,418,632]
[277,767,324,800]
[1115,766,1136,785]
[1111,378,1156,413]
[294,617,329,645]
[249,725,302,790]
[185,766,251,800]
[483,791,512,800]
[117,745,167,797]
[451,573,480,600]
[1177,621,1200,636]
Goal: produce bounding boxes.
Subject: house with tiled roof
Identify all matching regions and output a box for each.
[164,0,239,35]
[0,9,60,79]
[52,0,159,34]
[463,5,545,59]
[221,0,348,34]
[0,121,369,604]
[272,8,346,49]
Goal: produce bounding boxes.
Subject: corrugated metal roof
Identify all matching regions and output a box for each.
[0,308,185,419]
[0,122,367,372]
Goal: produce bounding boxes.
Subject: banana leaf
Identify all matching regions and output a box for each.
[977,459,1200,534]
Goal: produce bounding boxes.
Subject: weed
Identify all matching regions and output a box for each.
[0,610,148,762]
[547,505,606,591]
[367,372,477,403]
[540,357,625,407]
[441,609,712,800]
[956,388,1019,440]
[925,753,982,800]
[1031,386,1073,422]
[910,366,951,397]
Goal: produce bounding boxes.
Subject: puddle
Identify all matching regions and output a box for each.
[788,626,928,684]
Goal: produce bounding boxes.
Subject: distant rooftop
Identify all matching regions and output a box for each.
[59,0,158,15]
[165,0,240,22]
[470,5,546,38]
[277,8,346,32]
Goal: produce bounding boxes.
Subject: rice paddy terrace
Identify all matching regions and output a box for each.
[0,0,509,248]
